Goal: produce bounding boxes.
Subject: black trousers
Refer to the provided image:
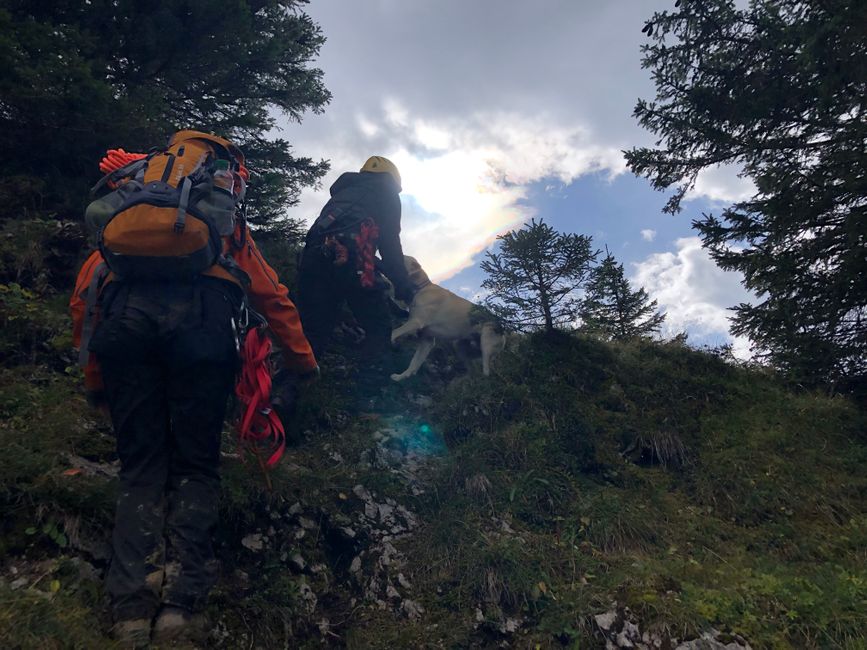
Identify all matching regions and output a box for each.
[90,279,240,620]
[296,244,392,363]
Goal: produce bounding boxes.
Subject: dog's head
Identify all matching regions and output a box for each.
[403,255,432,290]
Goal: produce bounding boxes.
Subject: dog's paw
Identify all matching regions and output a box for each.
[390,373,405,382]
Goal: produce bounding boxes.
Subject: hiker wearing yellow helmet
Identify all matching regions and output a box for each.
[297,156,413,385]
[359,155,401,188]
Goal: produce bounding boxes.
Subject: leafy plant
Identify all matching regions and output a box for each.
[0,283,68,364]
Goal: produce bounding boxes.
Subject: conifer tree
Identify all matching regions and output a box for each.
[626,0,867,388]
[480,219,596,333]
[0,0,330,227]
[580,250,665,340]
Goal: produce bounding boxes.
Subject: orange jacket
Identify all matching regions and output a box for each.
[70,250,104,349]
[216,224,317,373]
[70,225,317,384]
[70,250,106,398]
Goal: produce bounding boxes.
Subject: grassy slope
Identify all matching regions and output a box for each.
[391,334,867,648]
[0,234,865,648]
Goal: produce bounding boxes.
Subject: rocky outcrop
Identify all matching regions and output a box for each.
[594,605,752,650]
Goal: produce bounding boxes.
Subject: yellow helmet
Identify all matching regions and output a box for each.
[360,156,401,191]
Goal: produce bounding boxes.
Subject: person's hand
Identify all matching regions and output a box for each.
[271,370,299,424]
[395,284,415,304]
[86,390,106,410]
[271,366,319,424]
[85,390,111,419]
[301,365,321,383]
[388,295,410,318]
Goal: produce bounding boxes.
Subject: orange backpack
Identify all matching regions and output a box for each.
[90,130,245,281]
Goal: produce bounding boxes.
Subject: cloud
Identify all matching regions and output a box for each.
[287,104,627,281]
[631,237,754,358]
[299,1,669,142]
[279,1,677,281]
[275,1,770,350]
[395,147,530,280]
[686,163,756,205]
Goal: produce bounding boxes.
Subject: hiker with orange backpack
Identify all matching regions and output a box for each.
[70,131,317,647]
[297,156,415,390]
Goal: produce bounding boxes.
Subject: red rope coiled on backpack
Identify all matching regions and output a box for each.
[235,327,285,470]
[355,218,380,288]
[99,149,148,188]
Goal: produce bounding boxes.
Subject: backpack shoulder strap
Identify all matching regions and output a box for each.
[90,156,150,195]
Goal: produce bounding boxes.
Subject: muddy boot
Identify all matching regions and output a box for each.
[152,606,209,645]
[111,618,152,649]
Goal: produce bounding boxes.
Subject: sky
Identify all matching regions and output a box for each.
[279,0,756,356]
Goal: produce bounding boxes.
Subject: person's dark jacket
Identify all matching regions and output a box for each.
[306,171,413,301]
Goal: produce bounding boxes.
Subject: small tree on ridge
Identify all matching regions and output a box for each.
[580,249,665,340]
[481,219,596,333]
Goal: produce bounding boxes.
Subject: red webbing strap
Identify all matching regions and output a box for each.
[235,327,285,471]
[355,218,380,288]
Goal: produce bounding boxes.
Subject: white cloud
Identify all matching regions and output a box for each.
[686,163,756,205]
[279,1,676,283]
[395,147,531,280]
[631,237,754,358]
[730,336,754,360]
[276,1,769,350]
[356,115,380,138]
[287,105,627,281]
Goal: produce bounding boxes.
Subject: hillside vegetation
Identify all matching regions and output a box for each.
[0,222,865,649]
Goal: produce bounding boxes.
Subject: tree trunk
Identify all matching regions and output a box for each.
[538,274,553,333]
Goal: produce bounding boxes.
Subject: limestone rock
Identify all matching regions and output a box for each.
[402,599,425,620]
[289,553,307,573]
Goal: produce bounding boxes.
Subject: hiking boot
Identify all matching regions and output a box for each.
[152,606,209,645]
[111,618,152,649]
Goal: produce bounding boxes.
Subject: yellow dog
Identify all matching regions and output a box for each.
[390,256,505,381]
